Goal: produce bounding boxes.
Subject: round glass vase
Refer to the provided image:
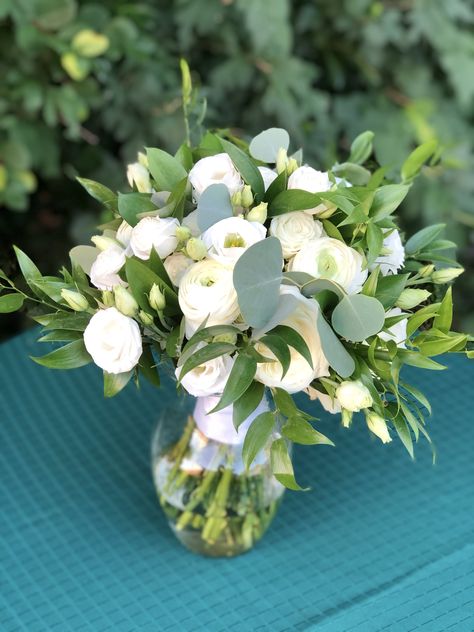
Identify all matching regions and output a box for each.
[151,392,287,557]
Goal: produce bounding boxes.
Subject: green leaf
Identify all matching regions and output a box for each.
[139,345,160,388]
[331,294,385,342]
[249,127,290,163]
[316,312,355,378]
[282,416,334,446]
[269,189,322,216]
[270,438,308,491]
[362,266,380,297]
[398,350,446,371]
[196,183,233,231]
[366,222,384,266]
[233,381,265,430]
[38,330,82,342]
[178,342,236,382]
[69,245,100,276]
[251,292,300,338]
[273,387,299,418]
[104,370,133,397]
[392,414,414,458]
[146,147,187,191]
[76,177,116,210]
[264,170,287,204]
[348,131,374,164]
[418,332,467,356]
[332,162,371,185]
[375,274,409,309]
[300,278,345,300]
[117,193,156,227]
[269,324,313,368]
[233,237,283,328]
[400,381,432,415]
[148,247,174,289]
[401,140,438,182]
[31,339,91,370]
[432,287,452,333]
[35,312,91,331]
[13,245,42,288]
[259,334,291,378]
[370,185,410,221]
[242,411,275,470]
[125,257,179,316]
[210,353,257,413]
[183,324,240,354]
[405,224,445,255]
[220,137,265,200]
[407,303,440,337]
[167,176,188,221]
[0,293,24,313]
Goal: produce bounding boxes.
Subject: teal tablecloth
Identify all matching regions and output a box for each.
[1,330,473,631]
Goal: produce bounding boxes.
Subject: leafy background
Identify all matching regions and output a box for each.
[1,0,473,340]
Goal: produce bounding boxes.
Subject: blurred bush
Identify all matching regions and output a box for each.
[1,0,473,336]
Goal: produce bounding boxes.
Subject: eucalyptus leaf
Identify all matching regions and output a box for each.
[332,294,385,342]
[196,183,233,231]
[300,278,345,300]
[252,292,299,338]
[249,127,290,163]
[270,438,308,491]
[316,312,355,377]
[242,411,275,470]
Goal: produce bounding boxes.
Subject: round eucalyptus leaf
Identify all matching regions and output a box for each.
[331,294,385,342]
[249,128,290,163]
[197,183,233,231]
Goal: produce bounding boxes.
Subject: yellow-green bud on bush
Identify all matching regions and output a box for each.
[60,52,90,81]
[276,147,289,174]
[72,29,109,58]
[419,264,435,277]
[176,226,192,242]
[126,162,151,193]
[114,286,139,317]
[341,409,353,428]
[0,165,7,191]
[366,411,392,444]
[432,267,464,284]
[212,333,237,345]
[231,191,242,207]
[186,237,207,261]
[149,284,166,311]
[287,157,299,175]
[396,288,431,310]
[18,170,37,193]
[241,185,254,208]
[139,310,154,326]
[91,235,121,251]
[61,289,89,312]
[102,290,115,307]
[246,202,268,224]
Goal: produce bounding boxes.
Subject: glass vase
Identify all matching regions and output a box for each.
[151,392,287,557]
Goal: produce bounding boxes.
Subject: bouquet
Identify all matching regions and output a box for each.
[2,99,472,554]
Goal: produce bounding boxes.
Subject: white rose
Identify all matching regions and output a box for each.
[83,307,142,374]
[378,307,407,348]
[270,212,324,259]
[130,216,179,260]
[254,286,329,393]
[188,153,243,199]
[178,259,240,337]
[182,209,201,237]
[90,247,126,290]
[201,217,266,266]
[176,350,234,397]
[127,162,152,193]
[373,229,405,275]
[336,380,373,412]
[116,220,133,249]
[288,165,332,215]
[290,237,367,294]
[307,386,341,414]
[258,166,277,191]
[164,252,194,287]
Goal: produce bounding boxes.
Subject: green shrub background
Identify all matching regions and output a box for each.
[1,0,473,338]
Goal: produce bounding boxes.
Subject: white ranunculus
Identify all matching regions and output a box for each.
[336,380,373,412]
[307,386,341,414]
[201,217,266,266]
[116,220,133,249]
[164,252,194,287]
[258,166,277,191]
[254,286,329,393]
[83,307,142,374]
[188,153,243,199]
[127,162,152,193]
[288,165,333,215]
[176,350,234,397]
[178,259,240,337]
[270,212,324,259]
[373,229,405,276]
[90,247,127,290]
[289,237,367,294]
[182,209,201,237]
[378,307,407,348]
[130,216,179,260]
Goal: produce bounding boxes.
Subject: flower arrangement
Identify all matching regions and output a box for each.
[1,93,472,553]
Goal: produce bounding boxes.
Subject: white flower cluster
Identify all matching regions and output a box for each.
[83,151,406,413]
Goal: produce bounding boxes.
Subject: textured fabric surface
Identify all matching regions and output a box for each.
[1,329,473,632]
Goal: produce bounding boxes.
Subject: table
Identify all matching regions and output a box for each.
[1,330,473,631]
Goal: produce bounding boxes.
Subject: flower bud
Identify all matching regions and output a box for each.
[314,201,337,219]
[231,191,242,207]
[149,283,166,311]
[91,235,121,251]
[186,237,207,261]
[139,310,154,326]
[102,290,115,307]
[396,289,431,310]
[212,332,237,345]
[341,409,353,428]
[276,147,289,174]
[246,201,268,224]
[287,157,299,175]
[61,289,89,312]
[336,380,373,412]
[241,185,254,208]
[366,411,392,444]
[176,226,192,243]
[432,267,464,284]
[114,286,139,317]
[137,151,148,168]
[127,162,152,193]
[419,264,434,278]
